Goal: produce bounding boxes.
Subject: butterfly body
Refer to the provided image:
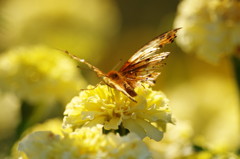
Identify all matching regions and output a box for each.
[63,28,180,102]
[106,70,137,100]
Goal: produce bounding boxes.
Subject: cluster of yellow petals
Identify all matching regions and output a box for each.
[17,126,150,159]
[174,0,240,63]
[0,45,86,106]
[63,84,173,141]
[145,121,239,159]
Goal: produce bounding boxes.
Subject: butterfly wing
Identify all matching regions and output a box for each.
[119,28,180,86]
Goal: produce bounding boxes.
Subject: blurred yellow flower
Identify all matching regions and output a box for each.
[63,84,173,141]
[145,121,239,159]
[145,121,194,159]
[186,151,239,159]
[174,0,240,63]
[11,118,71,159]
[168,74,239,152]
[17,126,151,159]
[20,118,69,137]
[0,45,86,106]
[0,0,119,61]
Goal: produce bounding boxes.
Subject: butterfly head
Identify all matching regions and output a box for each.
[107,71,121,80]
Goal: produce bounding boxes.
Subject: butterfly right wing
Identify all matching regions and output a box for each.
[119,28,180,86]
[120,28,180,72]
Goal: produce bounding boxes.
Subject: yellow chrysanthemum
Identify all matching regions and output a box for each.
[63,84,173,141]
[145,121,194,159]
[11,118,72,158]
[169,75,239,152]
[145,121,240,159]
[17,126,151,159]
[20,118,69,137]
[190,152,239,159]
[0,45,86,106]
[174,0,240,63]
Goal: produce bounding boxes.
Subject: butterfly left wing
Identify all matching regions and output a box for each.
[119,28,180,87]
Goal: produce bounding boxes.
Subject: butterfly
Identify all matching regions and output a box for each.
[64,28,180,102]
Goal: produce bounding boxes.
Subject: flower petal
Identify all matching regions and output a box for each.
[136,118,163,141]
[104,117,121,130]
[122,119,146,139]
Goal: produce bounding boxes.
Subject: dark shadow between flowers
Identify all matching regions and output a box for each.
[103,123,130,136]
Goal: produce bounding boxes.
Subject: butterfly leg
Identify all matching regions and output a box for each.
[141,83,146,89]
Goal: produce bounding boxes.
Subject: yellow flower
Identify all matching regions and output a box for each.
[20,118,69,137]
[17,126,151,159]
[169,75,239,152]
[186,151,239,159]
[145,121,240,159]
[0,45,87,106]
[63,84,173,141]
[174,0,240,63]
[11,118,72,159]
[145,121,194,159]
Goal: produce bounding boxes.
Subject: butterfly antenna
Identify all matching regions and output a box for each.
[77,65,93,72]
[60,50,105,77]
[111,59,123,70]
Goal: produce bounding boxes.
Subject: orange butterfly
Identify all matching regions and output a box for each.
[64,28,180,102]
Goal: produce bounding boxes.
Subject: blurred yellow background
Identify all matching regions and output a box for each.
[0,0,239,158]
